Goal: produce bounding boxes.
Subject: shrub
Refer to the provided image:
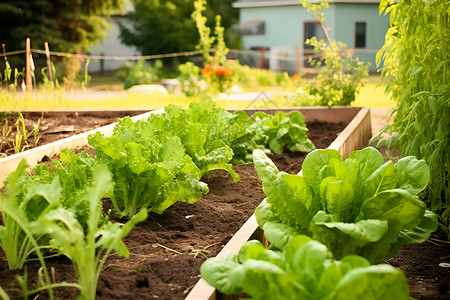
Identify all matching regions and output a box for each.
[117,59,162,89]
[306,37,370,106]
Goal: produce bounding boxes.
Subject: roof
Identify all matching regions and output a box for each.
[232,0,381,8]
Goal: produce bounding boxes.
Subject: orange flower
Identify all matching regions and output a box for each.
[201,64,213,77]
[349,49,355,54]
[214,65,233,77]
[316,17,322,23]
[291,73,302,83]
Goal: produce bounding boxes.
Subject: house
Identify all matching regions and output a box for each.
[88,2,140,74]
[232,0,389,73]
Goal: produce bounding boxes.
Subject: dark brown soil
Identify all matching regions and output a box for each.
[387,230,450,299]
[0,112,448,300]
[0,111,146,156]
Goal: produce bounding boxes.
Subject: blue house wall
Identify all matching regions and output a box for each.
[233,0,389,73]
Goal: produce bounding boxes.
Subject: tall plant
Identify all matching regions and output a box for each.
[192,0,215,64]
[301,0,370,106]
[191,0,235,94]
[373,0,449,235]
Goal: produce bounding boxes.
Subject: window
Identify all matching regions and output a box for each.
[241,20,265,35]
[355,21,367,48]
[304,22,325,49]
[303,22,325,67]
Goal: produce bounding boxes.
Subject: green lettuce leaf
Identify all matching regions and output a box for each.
[253,149,315,231]
[148,102,244,182]
[200,236,411,300]
[88,117,208,217]
[254,146,437,263]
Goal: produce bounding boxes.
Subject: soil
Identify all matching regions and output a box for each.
[0,111,147,157]
[0,111,448,300]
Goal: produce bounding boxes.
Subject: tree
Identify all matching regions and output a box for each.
[119,0,198,55]
[118,0,238,56]
[0,0,124,67]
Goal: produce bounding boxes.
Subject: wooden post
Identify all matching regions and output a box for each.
[295,45,301,74]
[2,44,6,64]
[2,44,8,85]
[25,37,32,92]
[44,42,53,81]
[100,52,104,75]
[259,48,265,69]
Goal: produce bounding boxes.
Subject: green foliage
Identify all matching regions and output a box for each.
[192,0,214,63]
[201,236,411,299]
[119,0,197,55]
[117,59,162,89]
[0,0,124,67]
[0,155,132,298]
[0,160,59,298]
[231,111,315,164]
[251,111,315,155]
[300,0,329,21]
[33,148,109,229]
[226,62,282,89]
[374,0,449,235]
[88,116,208,218]
[0,160,61,270]
[253,147,437,263]
[1,112,42,156]
[119,0,238,56]
[29,165,147,300]
[306,37,370,106]
[192,0,236,94]
[177,61,203,96]
[213,15,229,66]
[148,102,247,182]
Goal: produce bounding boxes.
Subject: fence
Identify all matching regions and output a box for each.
[1,38,319,92]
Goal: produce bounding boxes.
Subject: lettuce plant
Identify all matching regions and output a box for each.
[231,110,315,164]
[201,235,411,299]
[88,116,208,217]
[147,102,247,182]
[33,148,108,230]
[250,110,315,155]
[29,165,147,300]
[0,160,61,270]
[253,147,438,263]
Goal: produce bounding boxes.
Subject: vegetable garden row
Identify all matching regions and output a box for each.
[0,103,438,299]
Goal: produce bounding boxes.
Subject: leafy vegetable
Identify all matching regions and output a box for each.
[29,164,147,300]
[147,102,247,182]
[0,156,114,297]
[33,148,107,230]
[253,147,438,263]
[231,110,315,164]
[229,110,270,165]
[88,116,208,217]
[251,110,315,155]
[201,236,410,299]
[0,159,61,270]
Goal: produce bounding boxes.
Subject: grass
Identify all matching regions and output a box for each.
[0,74,393,111]
[88,75,123,91]
[352,74,395,108]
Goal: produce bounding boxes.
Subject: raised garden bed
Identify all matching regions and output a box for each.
[0,107,447,299]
